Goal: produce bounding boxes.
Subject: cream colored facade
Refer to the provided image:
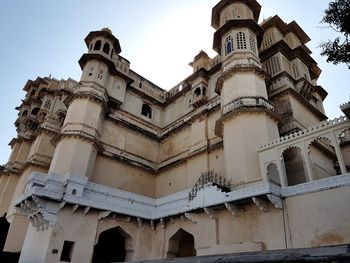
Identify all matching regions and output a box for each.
[1,0,350,262]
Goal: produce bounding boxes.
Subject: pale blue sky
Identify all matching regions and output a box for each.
[0,0,349,164]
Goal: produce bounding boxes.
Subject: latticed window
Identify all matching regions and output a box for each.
[286,35,295,48]
[263,30,275,48]
[292,62,300,79]
[265,56,282,76]
[236,32,247,49]
[44,99,51,110]
[249,33,257,54]
[271,56,281,75]
[225,36,233,55]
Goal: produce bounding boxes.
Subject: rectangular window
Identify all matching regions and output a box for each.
[60,241,75,262]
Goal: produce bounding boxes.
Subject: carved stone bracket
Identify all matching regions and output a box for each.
[98,211,111,220]
[184,213,197,224]
[137,218,143,228]
[160,218,166,229]
[150,220,155,231]
[204,207,216,220]
[225,203,240,217]
[267,194,283,209]
[83,206,91,216]
[252,197,268,212]
[71,204,79,214]
[17,196,60,231]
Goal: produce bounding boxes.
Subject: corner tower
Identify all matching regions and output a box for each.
[213,0,280,184]
[49,28,129,178]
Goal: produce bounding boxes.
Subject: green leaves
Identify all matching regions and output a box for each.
[321,0,350,68]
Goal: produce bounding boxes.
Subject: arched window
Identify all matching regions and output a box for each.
[31,108,40,116]
[103,43,110,54]
[22,110,28,117]
[94,40,102,51]
[282,147,307,186]
[194,87,201,98]
[141,103,152,119]
[30,89,36,97]
[225,36,233,55]
[237,32,247,50]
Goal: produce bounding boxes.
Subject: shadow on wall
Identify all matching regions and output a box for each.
[0,215,20,263]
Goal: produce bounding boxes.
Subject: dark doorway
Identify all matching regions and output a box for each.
[92,227,128,263]
[167,228,196,258]
[0,215,9,252]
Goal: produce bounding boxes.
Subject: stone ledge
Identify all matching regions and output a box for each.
[129,244,350,263]
[16,172,350,230]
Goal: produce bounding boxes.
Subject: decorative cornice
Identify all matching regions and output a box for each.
[222,65,269,81]
[222,96,274,116]
[17,172,350,228]
[259,116,349,151]
[27,153,52,168]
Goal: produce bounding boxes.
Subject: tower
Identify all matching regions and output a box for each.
[213,0,280,184]
[49,28,129,178]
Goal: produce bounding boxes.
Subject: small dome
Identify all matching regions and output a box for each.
[101,28,112,34]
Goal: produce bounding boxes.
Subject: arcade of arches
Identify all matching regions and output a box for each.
[91,227,196,262]
[274,137,342,187]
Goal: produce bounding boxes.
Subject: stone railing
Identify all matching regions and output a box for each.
[192,94,208,108]
[188,170,231,201]
[258,116,350,187]
[128,70,165,103]
[222,97,274,116]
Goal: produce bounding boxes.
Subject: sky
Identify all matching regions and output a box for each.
[0,0,349,164]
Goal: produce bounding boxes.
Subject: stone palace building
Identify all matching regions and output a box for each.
[1,0,350,262]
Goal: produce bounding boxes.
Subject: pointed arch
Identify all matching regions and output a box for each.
[281,146,307,186]
[167,228,196,259]
[103,42,110,54]
[193,87,201,98]
[225,36,233,55]
[92,226,133,263]
[308,137,341,178]
[94,40,102,51]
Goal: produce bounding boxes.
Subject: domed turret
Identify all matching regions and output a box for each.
[212,0,280,185]
[212,0,263,68]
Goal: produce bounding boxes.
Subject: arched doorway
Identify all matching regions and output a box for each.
[282,147,307,186]
[167,228,196,259]
[92,227,131,263]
